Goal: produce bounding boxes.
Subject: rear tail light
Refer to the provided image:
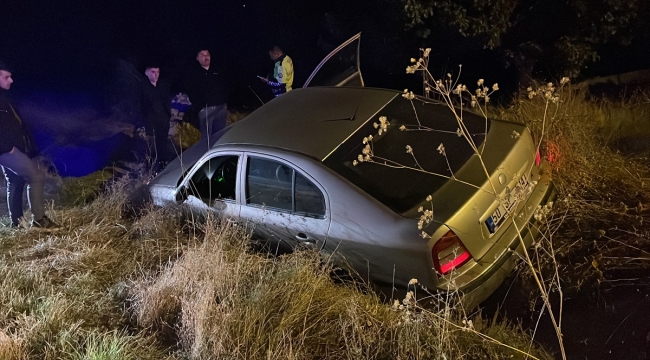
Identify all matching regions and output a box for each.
[432,230,472,275]
[535,149,541,167]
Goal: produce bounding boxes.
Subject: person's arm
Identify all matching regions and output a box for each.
[21,123,38,156]
[10,104,39,156]
[161,81,173,116]
[280,56,293,90]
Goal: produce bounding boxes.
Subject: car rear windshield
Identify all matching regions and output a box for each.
[323,97,489,215]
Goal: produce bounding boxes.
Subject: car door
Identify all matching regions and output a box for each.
[238,153,331,252]
[303,32,364,88]
[177,151,242,220]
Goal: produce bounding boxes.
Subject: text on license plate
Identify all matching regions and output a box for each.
[485,174,529,234]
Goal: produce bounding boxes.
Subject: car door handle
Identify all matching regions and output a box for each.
[295,232,309,240]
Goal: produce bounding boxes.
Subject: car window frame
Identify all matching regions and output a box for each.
[242,152,329,220]
[303,32,364,88]
[176,150,244,206]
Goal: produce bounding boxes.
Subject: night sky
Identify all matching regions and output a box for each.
[0,0,417,105]
[2,0,648,104]
[1,0,415,175]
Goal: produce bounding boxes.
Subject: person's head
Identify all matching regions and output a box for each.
[144,66,160,85]
[196,49,211,69]
[269,46,284,61]
[0,61,13,91]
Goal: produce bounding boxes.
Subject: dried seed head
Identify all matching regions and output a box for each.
[437,143,446,156]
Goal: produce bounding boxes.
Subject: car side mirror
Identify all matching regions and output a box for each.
[175,186,189,203]
[212,199,227,211]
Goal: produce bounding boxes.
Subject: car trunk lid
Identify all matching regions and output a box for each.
[420,119,538,261]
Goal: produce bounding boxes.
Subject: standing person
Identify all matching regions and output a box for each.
[0,61,60,231]
[139,65,176,173]
[185,49,229,141]
[260,45,294,97]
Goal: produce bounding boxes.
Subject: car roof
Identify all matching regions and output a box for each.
[215,87,399,160]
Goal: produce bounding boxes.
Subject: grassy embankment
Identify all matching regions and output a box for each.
[499,85,650,293]
[0,175,550,359]
[1,87,649,359]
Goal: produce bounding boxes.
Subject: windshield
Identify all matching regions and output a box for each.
[323,97,488,214]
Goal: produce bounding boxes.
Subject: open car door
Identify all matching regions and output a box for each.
[303,32,365,88]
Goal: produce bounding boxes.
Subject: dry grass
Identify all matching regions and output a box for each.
[1,83,648,358]
[0,176,188,359]
[227,110,249,126]
[0,172,552,359]
[498,85,650,291]
[169,110,250,151]
[13,85,650,358]
[129,214,551,359]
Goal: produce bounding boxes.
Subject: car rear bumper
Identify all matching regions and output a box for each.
[461,181,556,309]
[436,166,556,309]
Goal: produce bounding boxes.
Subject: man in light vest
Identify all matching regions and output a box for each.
[260,46,293,97]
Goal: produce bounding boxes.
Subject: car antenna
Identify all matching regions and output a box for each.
[249,86,265,106]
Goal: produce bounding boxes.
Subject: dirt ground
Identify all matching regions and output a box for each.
[483,272,650,359]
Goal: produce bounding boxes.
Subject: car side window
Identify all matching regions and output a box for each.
[246,157,325,217]
[187,155,238,204]
[247,157,293,210]
[295,172,325,216]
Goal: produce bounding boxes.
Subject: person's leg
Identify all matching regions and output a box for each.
[2,166,25,226]
[154,136,175,163]
[148,133,162,175]
[0,149,45,221]
[212,104,228,135]
[198,106,213,140]
[130,135,150,172]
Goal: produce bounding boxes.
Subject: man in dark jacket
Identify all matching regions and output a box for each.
[185,49,229,141]
[139,65,176,173]
[0,61,60,230]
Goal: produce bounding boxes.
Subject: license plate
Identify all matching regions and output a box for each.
[485,174,529,234]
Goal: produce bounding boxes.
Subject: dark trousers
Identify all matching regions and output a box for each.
[148,131,177,174]
[0,148,45,225]
[198,104,227,141]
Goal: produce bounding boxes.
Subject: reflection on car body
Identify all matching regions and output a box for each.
[149,85,555,309]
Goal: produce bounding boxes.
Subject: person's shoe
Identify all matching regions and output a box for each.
[31,216,61,232]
